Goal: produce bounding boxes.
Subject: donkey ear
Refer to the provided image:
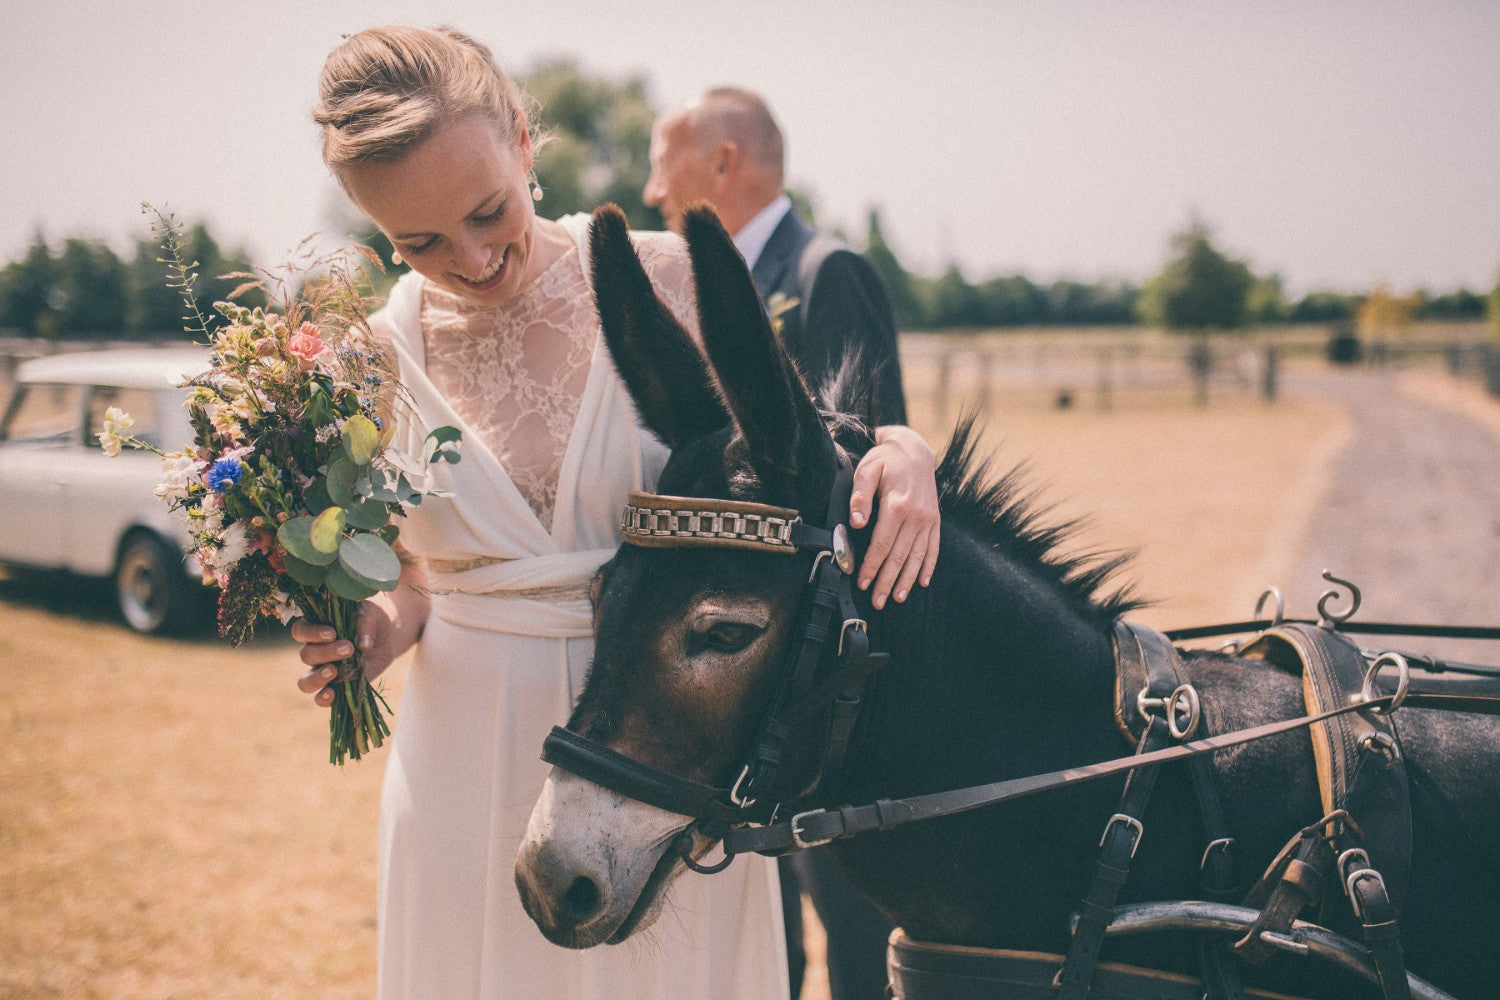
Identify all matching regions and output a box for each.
[681,205,831,488]
[590,205,726,449]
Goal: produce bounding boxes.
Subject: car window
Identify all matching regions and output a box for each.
[0,382,82,444]
[87,385,162,449]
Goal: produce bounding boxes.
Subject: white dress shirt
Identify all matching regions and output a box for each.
[731,194,793,273]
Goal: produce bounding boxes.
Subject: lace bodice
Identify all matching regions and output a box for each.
[419,229,697,530]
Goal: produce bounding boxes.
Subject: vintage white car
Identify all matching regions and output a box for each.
[0,347,214,634]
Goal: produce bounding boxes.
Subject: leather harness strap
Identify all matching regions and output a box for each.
[721,687,1500,856]
[1058,621,1197,998]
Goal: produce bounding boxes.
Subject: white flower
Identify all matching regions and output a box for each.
[192,500,225,536]
[270,591,301,625]
[217,520,252,570]
[155,451,204,501]
[97,406,134,456]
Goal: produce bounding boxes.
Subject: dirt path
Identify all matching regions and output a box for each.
[1279,368,1500,664]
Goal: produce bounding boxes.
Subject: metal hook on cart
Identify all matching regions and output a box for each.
[1316,570,1361,629]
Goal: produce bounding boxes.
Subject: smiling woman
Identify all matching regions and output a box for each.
[295,24,795,1000]
[291,24,945,1000]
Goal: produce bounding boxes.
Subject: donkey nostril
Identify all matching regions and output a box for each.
[562,875,603,923]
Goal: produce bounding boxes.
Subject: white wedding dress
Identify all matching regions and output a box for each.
[367,213,788,1000]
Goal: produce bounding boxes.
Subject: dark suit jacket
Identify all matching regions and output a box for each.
[749,208,907,425]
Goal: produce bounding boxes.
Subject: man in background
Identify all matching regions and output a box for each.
[645,87,906,426]
[645,86,902,1000]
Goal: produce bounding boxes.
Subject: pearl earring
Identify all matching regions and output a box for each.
[529,171,544,202]
[390,249,404,266]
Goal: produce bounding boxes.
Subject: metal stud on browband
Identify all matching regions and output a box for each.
[621,491,804,553]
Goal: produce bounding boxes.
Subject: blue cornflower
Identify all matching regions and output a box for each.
[206,457,245,493]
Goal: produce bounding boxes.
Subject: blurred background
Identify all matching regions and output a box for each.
[2,3,1497,998]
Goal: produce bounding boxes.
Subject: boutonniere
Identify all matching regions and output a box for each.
[766,292,800,337]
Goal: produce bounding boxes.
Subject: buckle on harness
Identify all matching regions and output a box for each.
[1100,813,1145,859]
[728,764,757,810]
[790,809,836,850]
[838,618,867,657]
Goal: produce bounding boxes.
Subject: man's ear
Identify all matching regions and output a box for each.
[712,140,740,181]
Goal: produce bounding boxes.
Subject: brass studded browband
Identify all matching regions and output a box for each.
[620,491,806,554]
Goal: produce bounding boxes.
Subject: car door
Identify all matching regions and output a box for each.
[0,380,84,568]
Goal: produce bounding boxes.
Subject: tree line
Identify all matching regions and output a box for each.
[0,223,261,339]
[2,60,1494,339]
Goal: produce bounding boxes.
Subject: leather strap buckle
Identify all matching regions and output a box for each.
[1100,813,1145,859]
[790,809,836,850]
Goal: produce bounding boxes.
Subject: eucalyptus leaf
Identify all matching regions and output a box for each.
[365,467,402,503]
[304,477,333,515]
[341,414,379,465]
[326,560,380,600]
[343,494,390,530]
[377,523,400,546]
[310,506,347,553]
[325,455,358,506]
[425,425,463,464]
[281,552,329,586]
[277,517,338,566]
[339,532,401,586]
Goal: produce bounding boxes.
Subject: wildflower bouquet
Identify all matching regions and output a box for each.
[105,211,461,763]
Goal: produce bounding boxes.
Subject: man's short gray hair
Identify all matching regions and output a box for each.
[689,87,784,179]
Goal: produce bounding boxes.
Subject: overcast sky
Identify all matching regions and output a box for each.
[4,1,1497,296]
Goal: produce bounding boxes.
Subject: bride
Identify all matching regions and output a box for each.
[291,25,940,1000]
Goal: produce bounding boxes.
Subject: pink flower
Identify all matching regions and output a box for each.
[287,322,327,370]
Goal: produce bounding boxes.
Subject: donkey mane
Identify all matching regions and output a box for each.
[936,416,1144,621]
[816,348,1142,622]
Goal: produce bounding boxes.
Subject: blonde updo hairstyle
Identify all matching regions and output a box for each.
[314,25,539,174]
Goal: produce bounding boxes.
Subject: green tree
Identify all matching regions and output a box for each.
[1289,291,1356,323]
[1247,274,1288,324]
[1487,277,1500,341]
[1416,288,1486,320]
[1138,220,1254,331]
[125,221,261,337]
[523,61,659,229]
[54,238,128,335]
[864,209,924,329]
[0,233,58,334]
[976,275,1046,326]
[928,263,986,328]
[126,235,186,335]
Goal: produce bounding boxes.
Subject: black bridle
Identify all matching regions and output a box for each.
[541,449,888,870]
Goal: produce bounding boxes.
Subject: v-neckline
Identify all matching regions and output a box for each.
[401,239,603,549]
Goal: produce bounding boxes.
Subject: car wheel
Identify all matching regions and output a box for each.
[114,532,205,635]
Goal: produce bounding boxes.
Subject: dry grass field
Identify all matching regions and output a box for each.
[6,345,1492,999]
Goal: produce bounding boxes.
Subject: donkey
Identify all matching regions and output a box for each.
[515,205,1500,999]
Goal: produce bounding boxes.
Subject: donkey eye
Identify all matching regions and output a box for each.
[689,621,762,656]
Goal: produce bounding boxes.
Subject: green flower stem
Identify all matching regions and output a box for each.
[296,590,391,766]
